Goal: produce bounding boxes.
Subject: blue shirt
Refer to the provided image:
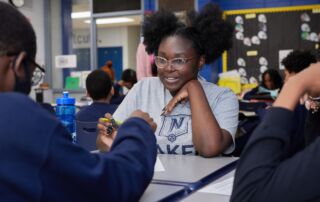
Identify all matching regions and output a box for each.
[0,93,156,201]
[76,102,118,122]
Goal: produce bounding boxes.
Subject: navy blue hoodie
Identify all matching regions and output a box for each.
[0,93,156,202]
[231,107,320,202]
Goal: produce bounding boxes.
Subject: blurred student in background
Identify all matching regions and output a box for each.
[76,69,118,122]
[97,3,239,157]
[0,2,157,201]
[101,60,115,82]
[243,69,283,100]
[282,50,317,82]
[111,69,138,104]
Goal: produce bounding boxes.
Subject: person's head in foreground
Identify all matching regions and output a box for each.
[0,2,44,94]
[282,50,317,82]
[0,2,158,201]
[142,3,233,95]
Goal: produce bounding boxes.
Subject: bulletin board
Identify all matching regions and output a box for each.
[223,5,320,84]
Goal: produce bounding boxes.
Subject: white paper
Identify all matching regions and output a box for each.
[199,177,234,196]
[55,55,77,68]
[219,70,239,78]
[154,157,165,172]
[80,71,91,89]
[279,50,293,70]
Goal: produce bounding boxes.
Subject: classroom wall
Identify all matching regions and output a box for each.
[211,0,320,10]
[72,25,141,70]
[127,26,141,70]
[51,0,64,90]
[202,0,320,80]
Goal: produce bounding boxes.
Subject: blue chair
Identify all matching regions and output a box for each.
[76,121,98,151]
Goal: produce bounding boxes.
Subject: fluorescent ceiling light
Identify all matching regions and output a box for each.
[85,17,134,24]
[72,11,91,19]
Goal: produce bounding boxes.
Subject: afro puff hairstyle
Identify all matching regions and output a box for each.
[142,3,233,64]
[281,50,317,74]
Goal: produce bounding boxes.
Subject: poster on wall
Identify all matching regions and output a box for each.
[55,55,77,68]
[278,49,293,70]
[224,5,320,84]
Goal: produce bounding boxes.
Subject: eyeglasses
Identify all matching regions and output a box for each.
[0,51,45,86]
[155,56,194,70]
[31,64,45,86]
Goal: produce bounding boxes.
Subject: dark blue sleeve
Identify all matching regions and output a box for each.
[231,107,320,202]
[41,117,157,202]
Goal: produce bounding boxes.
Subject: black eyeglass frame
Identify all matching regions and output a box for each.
[0,51,45,86]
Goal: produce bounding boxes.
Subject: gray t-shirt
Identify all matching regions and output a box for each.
[113,77,239,155]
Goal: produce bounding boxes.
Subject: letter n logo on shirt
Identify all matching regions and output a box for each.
[158,114,190,142]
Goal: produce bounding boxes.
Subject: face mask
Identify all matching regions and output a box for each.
[258,86,279,99]
[13,60,32,95]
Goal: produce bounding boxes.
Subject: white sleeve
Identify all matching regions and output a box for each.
[212,89,239,154]
[112,81,141,122]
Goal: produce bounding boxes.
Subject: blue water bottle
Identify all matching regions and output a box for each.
[56,91,76,143]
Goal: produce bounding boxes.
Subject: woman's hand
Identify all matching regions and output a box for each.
[163,80,199,115]
[96,113,117,152]
[96,110,157,152]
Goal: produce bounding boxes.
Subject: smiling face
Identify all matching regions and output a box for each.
[157,35,203,95]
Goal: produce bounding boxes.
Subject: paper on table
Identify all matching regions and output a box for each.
[154,157,165,172]
[199,177,234,195]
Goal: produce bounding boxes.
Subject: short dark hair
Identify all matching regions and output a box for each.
[0,2,36,59]
[142,3,233,64]
[262,69,283,89]
[121,69,137,84]
[86,70,113,100]
[281,50,317,73]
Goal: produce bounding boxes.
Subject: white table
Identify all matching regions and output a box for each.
[154,154,237,183]
[140,183,186,202]
[182,170,235,202]
[140,155,237,201]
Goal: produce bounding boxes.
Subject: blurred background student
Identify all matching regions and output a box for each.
[237,51,316,156]
[282,50,317,82]
[111,69,138,104]
[76,69,118,122]
[243,68,283,101]
[100,60,115,82]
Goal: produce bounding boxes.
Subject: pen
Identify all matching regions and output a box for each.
[99,118,122,135]
[100,118,122,126]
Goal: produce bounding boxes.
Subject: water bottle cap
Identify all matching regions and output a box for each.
[56,91,76,105]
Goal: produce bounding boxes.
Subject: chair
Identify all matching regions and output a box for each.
[239,100,267,112]
[231,100,268,157]
[76,121,98,151]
